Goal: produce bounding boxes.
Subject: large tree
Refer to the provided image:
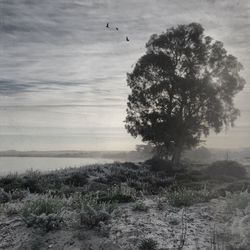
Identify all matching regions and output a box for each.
[125,23,245,165]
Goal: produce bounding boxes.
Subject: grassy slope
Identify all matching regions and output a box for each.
[0,161,250,249]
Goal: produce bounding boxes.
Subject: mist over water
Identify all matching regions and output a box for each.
[0,157,115,175]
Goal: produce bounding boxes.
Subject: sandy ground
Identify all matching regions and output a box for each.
[0,196,230,250]
[110,197,217,250]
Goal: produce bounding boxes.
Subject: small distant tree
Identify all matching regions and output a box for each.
[125,23,245,166]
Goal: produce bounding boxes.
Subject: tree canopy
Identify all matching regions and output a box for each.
[125,23,245,165]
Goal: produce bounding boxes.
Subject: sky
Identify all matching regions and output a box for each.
[0,0,250,151]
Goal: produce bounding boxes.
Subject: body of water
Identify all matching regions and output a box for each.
[0,157,115,175]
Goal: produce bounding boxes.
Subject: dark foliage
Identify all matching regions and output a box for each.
[0,188,11,203]
[205,161,247,179]
[125,23,245,164]
[98,193,135,203]
[0,172,43,193]
[24,214,64,232]
[21,176,43,193]
[63,172,88,187]
[0,175,23,192]
[97,186,136,203]
[138,238,158,250]
[165,187,212,207]
[145,157,175,174]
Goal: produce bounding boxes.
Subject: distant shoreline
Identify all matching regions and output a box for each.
[0,155,107,158]
[0,150,148,161]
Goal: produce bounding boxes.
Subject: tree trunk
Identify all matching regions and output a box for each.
[172,145,182,168]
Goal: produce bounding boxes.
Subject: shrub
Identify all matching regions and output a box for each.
[164,187,211,207]
[41,173,62,190]
[168,215,179,225]
[11,189,29,200]
[205,161,247,179]
[138,238,158,250]
[132,200,149,212]
[0,174,23,192]
[156,198,165,210]
[25,213,64,232]
[22,195,64,217]
[225,181,250,193]
[145,157,174,174]
[4,203,22,217]
[225,190,250,215]
[0,204,5,214]
[98,184,136,203]
[0,171,57,194]
[22,195,64,231]
[79,195,116,228]
[21,170,43,193]
[0,188,11,203]
[64,172,88,187]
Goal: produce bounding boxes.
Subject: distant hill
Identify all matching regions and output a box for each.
[0,150,149,161]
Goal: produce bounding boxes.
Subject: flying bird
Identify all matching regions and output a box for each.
[105,23,131,42]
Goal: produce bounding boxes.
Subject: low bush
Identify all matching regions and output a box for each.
[216,181,250,196]
[164,187,212,207]
[0,188,11,203]
[106,165,143,185]
[0,174,23,192]
[0,171,44,193]
[138,238,158,250]
[11,189,29,200]
[25,213,64,232]
[205,161,247,179]
[22,195,64,217]
[22,195,64,231]
[168,215,179,225]
[63,172,88,187]
[21,170,43,193]
[97,184,136,203]
[4,203,22,217]
[132,200,149,212]
[145,157,174,174]
[42,173,62,190]
[156,198,166,210]
[78,195,116,228]
[225,190,250,215]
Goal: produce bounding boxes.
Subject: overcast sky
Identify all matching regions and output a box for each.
[0,0,250,151]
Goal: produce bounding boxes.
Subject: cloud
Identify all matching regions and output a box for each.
[1,0,250,150]
[0,79,33,95]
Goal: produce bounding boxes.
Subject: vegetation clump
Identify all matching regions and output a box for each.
[0,174,24,193]
[164,187,212,207]
[132,200,149,212]
[138,238,158,250]
[4,203,22,217]
[225,190,250,215]
[0,188,11,203]
[97,184,136,203]
[0,171,43,193]
[78,194,116,228]
[22,195,64,231]
[205,161,247,179]
[64,172,88,187]
[145,157,175,174]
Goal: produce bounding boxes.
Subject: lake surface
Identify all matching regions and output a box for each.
[0,157,115,175]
